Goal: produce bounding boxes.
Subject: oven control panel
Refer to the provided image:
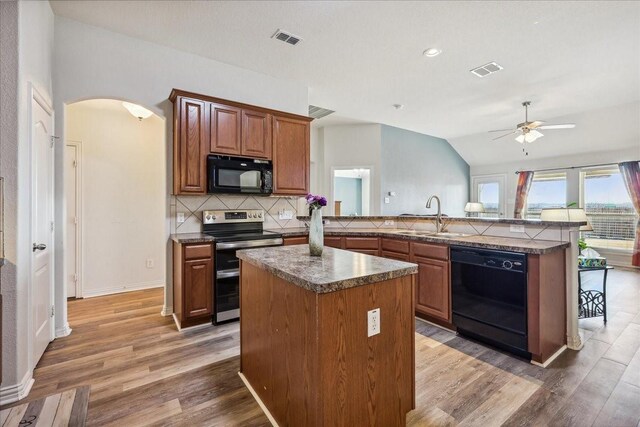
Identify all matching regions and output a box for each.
[202,209,264,224]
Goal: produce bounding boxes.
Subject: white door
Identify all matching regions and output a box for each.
[65,144,78,298]
[31,87,55,365]
[472,174,506,218]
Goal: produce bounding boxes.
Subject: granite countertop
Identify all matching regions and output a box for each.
[170,233,215,244]
[279,228,570,254]
[296,215,587,227]
[237,245,418,293]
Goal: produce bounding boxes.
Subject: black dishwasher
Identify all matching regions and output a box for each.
[451,246,530,359]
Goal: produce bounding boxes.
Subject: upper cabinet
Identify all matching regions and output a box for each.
[174,97,208,194]
[209,103,242,155]
[272,115,310,195]
[170,89,312,196]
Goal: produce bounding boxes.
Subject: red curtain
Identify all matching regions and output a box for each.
[513,171,534,219]
[619,161,640,266]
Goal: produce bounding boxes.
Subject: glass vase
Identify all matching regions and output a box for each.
[309,207,324,256]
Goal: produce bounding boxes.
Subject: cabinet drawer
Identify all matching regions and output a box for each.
[283,236,308,246]
[344,237,379,250]
[411,242,448,260]
[350,249,380,257]
[184,243,213,260]
[381,250,410,262]
[324,236,344,248]
[381,238,409,254]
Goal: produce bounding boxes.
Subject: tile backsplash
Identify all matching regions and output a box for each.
[170,195,306,234]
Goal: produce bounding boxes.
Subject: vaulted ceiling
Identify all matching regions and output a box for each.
[50,1,640,164]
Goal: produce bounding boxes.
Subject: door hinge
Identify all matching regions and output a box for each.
[73,216,78,225]
[50,221,54,232]
[73,160,77,168]
[73,273,78,282]
[51,305,55,317]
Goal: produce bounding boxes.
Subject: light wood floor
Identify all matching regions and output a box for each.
[3,268,639,426]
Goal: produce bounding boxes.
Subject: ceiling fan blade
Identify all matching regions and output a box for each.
[488,128,515,133]
[537,124,576,130]
[528,121,544,129]
[492,131,518,141]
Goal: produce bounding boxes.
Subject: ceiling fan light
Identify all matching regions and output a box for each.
[515,134,525,143]
[122,101,153,120]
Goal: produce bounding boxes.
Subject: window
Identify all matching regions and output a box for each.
[582,166,637,251]
[526,172,567,219]
[473,175,505,218]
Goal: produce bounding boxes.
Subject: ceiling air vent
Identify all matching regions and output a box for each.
[272,29,302,46]
[308,105,335,120]
[470,61,504,78]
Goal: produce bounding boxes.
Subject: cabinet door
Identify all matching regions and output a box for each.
[413,256,450,321]
[210,103,242,155]
[184,258,213,318]
[242,109,272,159]
[272,116,310,195]
[324,236,344,249]
[177,97,207,194]
[381,250,410,262]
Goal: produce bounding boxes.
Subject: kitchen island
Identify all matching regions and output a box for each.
[237,245,418,426]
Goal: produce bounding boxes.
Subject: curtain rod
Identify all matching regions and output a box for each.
[515,160,639,174]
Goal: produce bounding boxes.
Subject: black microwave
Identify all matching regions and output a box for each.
[207,156,273,195]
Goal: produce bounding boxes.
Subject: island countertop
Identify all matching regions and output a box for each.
[237,245,418,293]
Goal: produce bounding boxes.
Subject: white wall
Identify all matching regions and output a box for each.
[53,17,309,317]
[320,125,382,215]
[0,0,54,402]
[66,100,165,297]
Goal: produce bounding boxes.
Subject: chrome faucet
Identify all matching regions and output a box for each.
[426,195,443,233]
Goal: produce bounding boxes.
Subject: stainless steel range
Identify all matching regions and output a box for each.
[203,209,283,324]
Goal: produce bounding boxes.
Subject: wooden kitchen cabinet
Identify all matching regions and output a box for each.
[242,109,272,159]
[209,103,242,155]
[170,89,312,195]
[324,236,344,248]
[283,236,308,246]
[174,97,208,194]
[173,241,214,329]
[410,242,451,323]
[272,115,310,195]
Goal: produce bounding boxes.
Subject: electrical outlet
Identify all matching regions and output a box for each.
[384,220,395,226]
[510,225,526,233]
[176,212,185,223]
[146,259,154,268]
[384,197,390,204]
[367,308,380,337]
[279,210,294,220]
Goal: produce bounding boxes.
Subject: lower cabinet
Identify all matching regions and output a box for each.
[412,256,450,322]
[173,241,214,329]
[283,236,308,245]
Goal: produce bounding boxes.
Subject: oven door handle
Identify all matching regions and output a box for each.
[217,268,240,279]
[216,238,283,250]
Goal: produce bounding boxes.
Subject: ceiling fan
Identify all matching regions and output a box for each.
[490,101,576,143]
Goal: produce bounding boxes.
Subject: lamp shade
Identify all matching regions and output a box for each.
[464,202,485,213]
[540,208,593,231]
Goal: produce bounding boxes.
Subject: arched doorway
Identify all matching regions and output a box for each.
[62,99,167,324]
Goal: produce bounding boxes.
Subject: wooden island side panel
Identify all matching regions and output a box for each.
[240,261,415,427]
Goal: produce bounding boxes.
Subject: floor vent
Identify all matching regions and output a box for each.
[470,61,504,78]
[308,105,335,119]
[272,29,302,46]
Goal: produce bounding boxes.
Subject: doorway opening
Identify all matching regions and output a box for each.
[332,168,371,216]
[63,99,165,301]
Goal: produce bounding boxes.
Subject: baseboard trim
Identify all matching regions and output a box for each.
[239,372,279,427]
[0,370,34,405]
[55,323,72,338]
[82,281,164,298]
[161,305,173,317]
[531,345,568,368]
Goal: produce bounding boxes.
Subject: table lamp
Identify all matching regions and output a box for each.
[540,208,593,231]
[464,202,485,218]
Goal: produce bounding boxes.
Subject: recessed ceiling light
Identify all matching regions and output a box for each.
[393,104,405,110]
[423,48,442,57]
